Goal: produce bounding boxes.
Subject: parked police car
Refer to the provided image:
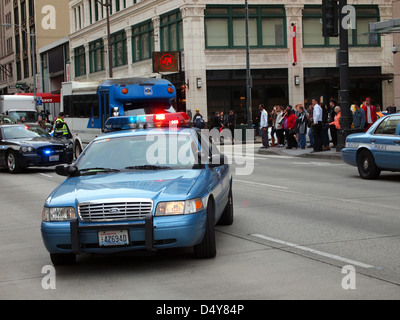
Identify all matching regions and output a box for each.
[0,124,73,173]
[41,112,233,265]
[342,113,400,179]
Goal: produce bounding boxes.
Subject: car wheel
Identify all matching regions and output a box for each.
[50,253,76,266]
[194,199,216,259]
[74,142,82,159]
[217,186,233,226]
[6,151,22,174]
[357,150,381,180]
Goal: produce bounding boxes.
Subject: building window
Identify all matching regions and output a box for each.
[132,21,154,62]
[74,46,86,77]
[205,5,286,49]
[111,30,127,67]
[303,5,380,47]
[160,10,183,51]
[89,39,104,73]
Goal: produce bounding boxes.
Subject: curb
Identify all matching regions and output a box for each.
[257,147,343,160]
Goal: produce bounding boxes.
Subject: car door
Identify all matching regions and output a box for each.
[0,127,6,166]
[198,131,230,219]
[372,115,400,170]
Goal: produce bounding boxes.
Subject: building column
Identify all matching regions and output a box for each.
[180,4,208,119]
[152,16,161,53]
[285,4,304,107]
[84,43,90,80]
[125,26,133,76]
[380,4,394,107]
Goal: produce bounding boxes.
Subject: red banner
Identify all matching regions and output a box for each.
[292,24,297,66]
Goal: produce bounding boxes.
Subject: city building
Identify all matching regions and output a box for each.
[0,0,14,95]
[65,0,395,123]
[0,0,70,118]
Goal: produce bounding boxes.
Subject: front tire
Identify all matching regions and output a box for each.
[74,142,82,160]
[357,150,381,180]
[6,151,22,174]
[194,200,216,259]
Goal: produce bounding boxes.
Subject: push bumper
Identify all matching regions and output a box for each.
[41,211,206,255]
[70,215,154,254]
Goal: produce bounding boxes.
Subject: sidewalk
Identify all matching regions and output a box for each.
[254,136,343,160]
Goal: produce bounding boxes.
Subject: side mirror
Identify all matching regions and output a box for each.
[55,165,80,177]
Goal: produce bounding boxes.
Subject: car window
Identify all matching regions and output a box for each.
[77,132,198,170]
[26,125,51,137]
[2,126,41,139]
[375,116,400,135]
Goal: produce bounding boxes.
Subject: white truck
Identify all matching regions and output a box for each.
[0,95,38,122]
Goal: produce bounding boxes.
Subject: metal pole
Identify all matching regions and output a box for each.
[106,0,113,79]
[31,33,37,112]
[245,0,253,127]
[337,0,351,151]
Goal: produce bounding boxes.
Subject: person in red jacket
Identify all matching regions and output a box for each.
[283,105,298,149]
[362,97,377,131]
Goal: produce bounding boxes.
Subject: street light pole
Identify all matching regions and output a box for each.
[337,0,351,151]
[245,0,253,128]
[97,0,113,78]
[2,23,37,111]
[31,29,37,112]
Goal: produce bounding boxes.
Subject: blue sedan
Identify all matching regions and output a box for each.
[41,116,233,265]
[342,114,400,179]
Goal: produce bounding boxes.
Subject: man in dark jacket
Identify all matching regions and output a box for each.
[227,109,237,141]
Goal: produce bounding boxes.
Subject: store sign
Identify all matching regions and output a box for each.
[152,52,180,73]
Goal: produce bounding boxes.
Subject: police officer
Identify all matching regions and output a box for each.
[54,112,72,139]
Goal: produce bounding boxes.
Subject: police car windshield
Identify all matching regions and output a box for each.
[77,132,198,172]
[3,126,40,139]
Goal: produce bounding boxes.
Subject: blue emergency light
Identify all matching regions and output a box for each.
[105,113,190,133]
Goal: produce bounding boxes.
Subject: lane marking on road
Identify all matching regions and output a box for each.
[251,233,375,269]
[38,173,53,178]
[235,179,288,190]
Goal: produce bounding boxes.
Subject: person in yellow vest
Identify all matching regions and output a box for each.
[54,112,72,139]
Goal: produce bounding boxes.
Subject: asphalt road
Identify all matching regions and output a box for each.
[0,144,399,302]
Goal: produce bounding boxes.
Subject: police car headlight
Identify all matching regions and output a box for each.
[42,207,76,221]
[20,146,35,153]
[155,198,204,216]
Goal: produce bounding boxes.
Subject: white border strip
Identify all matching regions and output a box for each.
[251,234,374,269]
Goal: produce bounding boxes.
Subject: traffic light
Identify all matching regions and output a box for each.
[322,0,339,37]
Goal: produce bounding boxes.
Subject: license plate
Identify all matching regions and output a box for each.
[49,155,59,162]
[98,230,129,247]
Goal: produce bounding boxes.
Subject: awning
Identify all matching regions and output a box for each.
[14,93,61,103]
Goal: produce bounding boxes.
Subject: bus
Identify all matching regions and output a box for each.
[61,77,177,158]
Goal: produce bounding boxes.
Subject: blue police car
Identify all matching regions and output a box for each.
[342,113,400,179]
[41,113,233,265]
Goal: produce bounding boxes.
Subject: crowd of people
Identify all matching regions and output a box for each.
[256,97,383,152]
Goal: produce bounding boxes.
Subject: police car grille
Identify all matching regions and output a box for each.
[78,200,153,221]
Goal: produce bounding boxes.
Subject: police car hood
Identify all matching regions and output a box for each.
[47,170,203,206]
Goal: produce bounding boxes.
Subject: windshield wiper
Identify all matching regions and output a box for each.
[125,165,172,170]
[79,167,120,175]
